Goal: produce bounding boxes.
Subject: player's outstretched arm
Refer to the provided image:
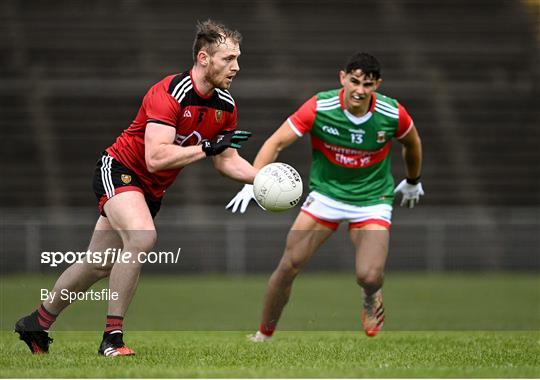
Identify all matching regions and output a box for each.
[252,121,299,169]
[226,121,299,213]
[394,125,424,208]
[212,146,258,184]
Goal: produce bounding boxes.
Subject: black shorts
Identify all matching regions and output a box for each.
[93,152,162,218]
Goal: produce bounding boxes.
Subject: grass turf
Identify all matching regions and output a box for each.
[1,273,539,377]
[1,273,538,331]
[1,331,539,378]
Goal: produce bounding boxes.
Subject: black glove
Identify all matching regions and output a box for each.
[202,130,252,156]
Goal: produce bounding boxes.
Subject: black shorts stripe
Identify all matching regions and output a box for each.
[93,152,162,218]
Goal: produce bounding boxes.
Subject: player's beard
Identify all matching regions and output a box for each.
[205,63,229,90]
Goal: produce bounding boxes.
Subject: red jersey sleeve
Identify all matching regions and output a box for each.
[144,84,180,127]
[395,102,414,139]
[221,106,238,133]
[287,96,317,136]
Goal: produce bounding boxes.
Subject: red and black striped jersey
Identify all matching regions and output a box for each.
[106,70,237,200]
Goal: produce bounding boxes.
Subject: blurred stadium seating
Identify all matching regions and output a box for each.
[1,0,539,272]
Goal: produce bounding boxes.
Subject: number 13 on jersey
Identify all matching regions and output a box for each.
[351,131,365,144]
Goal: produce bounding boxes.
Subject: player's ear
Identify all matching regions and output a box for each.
[374,78,383,90]
[197,50,209,67]
[339,70,347,86]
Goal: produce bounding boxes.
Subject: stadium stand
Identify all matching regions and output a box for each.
[1,0,538,272]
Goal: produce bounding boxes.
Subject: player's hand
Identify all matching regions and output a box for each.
[394,179,424,208]
[226,184,254,213]
[202,130,252,156]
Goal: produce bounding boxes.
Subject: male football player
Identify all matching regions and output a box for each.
[227,52,423,340]
[15,20,258,356]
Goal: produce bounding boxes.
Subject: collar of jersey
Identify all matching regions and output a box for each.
[339,90,376,125]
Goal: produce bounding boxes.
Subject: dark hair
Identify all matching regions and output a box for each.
[192,19,242,62]
[345,52,381,79]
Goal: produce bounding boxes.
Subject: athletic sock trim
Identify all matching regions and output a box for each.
[104,315,124,333]
[37,304,57,330]
[259,322,275,337]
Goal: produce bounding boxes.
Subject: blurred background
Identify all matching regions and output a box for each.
[0,0,539,330]
[2,0,539,272]
[0,0,540,330]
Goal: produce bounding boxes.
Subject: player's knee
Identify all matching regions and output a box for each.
[277,259,303,279]
[78,261,113,280]
[122,229,157,252]
[356,268,383,288]
[92,263,113,279]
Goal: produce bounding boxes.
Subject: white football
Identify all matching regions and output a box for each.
[253,163,303,212]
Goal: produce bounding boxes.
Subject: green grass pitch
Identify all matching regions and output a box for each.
[1,273,539,377]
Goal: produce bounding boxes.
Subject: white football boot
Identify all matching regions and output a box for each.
[247,331,272,342]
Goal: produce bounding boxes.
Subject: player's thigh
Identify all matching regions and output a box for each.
[280,211,334,268]
[103,191,157,248]
[350,224,389,273]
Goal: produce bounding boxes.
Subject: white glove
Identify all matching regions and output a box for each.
[394,179,424,208]
[226,184,255,213]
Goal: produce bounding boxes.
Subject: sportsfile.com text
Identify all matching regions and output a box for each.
[40,248,182,267]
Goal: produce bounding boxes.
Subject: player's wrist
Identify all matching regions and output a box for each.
[202,141,216,156]
[406,175,421,185]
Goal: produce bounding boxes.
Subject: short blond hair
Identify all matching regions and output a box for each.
[192,19,242,62]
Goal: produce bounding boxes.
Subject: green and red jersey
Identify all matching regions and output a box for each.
[287,89,413,206]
